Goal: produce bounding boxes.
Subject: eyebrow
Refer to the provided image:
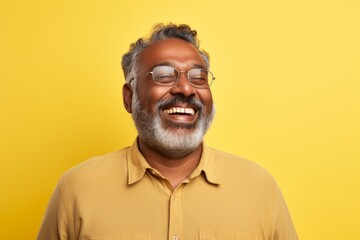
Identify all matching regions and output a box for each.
[150,62,206,70]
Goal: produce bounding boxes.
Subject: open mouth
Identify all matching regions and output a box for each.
[162,107,196,116]
[160,104,200,128]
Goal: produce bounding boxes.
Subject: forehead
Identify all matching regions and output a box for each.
[137,38,206,70]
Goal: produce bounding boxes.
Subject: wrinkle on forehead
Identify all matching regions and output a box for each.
[137,38,206,72]
[150,62,206,71]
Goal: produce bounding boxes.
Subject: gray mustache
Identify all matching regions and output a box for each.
[157,96,203,111]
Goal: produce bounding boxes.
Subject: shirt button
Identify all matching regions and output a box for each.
[172,235,179,240]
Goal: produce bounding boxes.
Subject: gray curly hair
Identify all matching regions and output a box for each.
[121,23,210,84]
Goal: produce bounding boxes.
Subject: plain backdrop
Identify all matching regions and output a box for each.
[1,0,359,239]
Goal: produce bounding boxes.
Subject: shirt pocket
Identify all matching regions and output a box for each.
[198,230,261,240]
[81,233,150,240]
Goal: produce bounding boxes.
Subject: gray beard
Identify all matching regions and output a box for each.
[131,87,215,159]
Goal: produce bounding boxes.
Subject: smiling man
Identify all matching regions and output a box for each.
[38,23,298,240]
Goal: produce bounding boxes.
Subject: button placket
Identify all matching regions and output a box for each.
[168,188,183,240]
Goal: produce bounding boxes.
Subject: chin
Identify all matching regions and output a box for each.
[138,117,204,159]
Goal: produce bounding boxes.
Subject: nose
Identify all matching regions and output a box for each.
[169,72,196,97]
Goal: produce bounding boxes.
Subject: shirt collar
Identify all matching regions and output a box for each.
[127,139,222,185]
[127,139,151,185]
[188,142,221,185]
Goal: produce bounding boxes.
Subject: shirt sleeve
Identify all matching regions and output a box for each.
[267,178,298,240]
[37,178,74,240]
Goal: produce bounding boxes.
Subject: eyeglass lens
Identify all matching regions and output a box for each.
[151,66,213,88]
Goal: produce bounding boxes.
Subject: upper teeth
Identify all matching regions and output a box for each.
[163,107,195,115]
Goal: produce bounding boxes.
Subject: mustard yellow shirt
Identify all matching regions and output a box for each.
[37,141,298,240]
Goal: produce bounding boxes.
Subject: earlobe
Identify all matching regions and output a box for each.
[122,83,133,113]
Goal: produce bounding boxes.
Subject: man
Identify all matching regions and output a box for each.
[38,23,298,240]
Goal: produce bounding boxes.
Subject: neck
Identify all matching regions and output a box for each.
[138,137,203,189]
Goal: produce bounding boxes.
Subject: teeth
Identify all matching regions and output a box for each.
[163,107,195,115]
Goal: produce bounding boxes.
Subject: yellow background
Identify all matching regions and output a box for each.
[1,0,359,239]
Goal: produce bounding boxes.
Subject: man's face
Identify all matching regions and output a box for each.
[128,38,214,158]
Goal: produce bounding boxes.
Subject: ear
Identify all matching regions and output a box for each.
[122,83,133,113]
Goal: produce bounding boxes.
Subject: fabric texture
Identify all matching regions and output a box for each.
[37,140,298,240]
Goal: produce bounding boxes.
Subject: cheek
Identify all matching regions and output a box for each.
[143,86,170,110]
[199,90,213,114]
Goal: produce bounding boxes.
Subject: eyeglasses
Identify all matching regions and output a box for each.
[148,66,215,88]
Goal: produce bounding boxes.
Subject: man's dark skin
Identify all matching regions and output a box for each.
[122,38,213,189]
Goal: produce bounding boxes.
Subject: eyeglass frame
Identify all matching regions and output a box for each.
[149,65,215,89]
[131,65,215,89]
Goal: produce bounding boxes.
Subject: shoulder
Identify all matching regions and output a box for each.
[210,147,270,174]
[60,147,130,189]
[209,147,276,189]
